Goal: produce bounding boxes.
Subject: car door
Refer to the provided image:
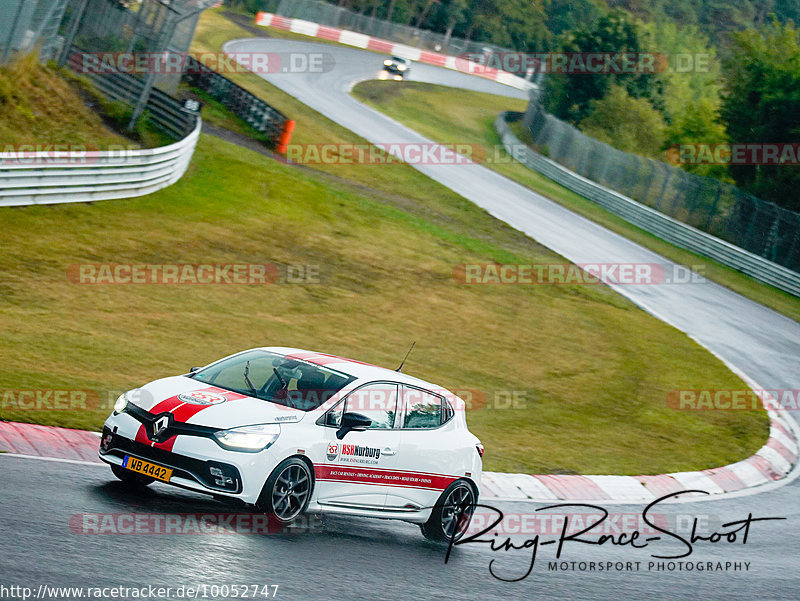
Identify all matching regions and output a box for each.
[316,382,401,510]
[385,385,460,511]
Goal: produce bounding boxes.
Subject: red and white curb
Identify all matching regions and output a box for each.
[254,11,533,92]
[1,406,796,503]
[482,406,798,503]
[0,421,101,463]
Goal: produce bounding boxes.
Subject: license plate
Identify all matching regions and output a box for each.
[122,455,172,482]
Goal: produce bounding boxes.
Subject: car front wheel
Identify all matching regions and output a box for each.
[421,479,476,542]
[256,458,313,524]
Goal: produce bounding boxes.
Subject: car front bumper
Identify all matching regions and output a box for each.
[99,413,273,504]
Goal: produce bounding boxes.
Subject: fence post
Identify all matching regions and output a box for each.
[58,0,90,66]
[639,159,655,204]
[704,182,722,231]
[128,9,179,130]
[655,166,673,211]
[764,210,780,260]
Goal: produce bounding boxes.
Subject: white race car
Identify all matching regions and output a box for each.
[99,347,483,541]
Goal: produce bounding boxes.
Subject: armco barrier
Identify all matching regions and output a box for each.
[0,119,201,207]
[496,112,800,297]
[0,46,205,208]
[66,48,197,140]
[182,54,288,142]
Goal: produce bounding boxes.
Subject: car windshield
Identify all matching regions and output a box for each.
[392,56,406,63]
[189,350,355,411]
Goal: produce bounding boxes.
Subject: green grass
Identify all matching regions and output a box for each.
[178,82,273,145]
[0,10,773,475]
[351,80,800,323]
[0,54,133,148]
[0,133,769,475]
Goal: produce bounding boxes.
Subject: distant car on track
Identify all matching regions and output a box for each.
[382,55,411,76]
[99,347,483,541]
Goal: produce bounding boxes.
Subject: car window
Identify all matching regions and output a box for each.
[327,383,398,429]
[402,386,443,429]
[191,350,354,411]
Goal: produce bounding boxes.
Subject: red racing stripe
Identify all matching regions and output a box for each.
[135,386,244,450]
[284,351,378,368]
[314,465,458,491]
[149,396,184,414]
[134,424,150,445]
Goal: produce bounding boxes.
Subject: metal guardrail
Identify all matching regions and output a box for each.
[496,112,800,297]
[182,54,288,142]
[521,102,800,273]
[66,48,197,140]
[0,44,202,208]
[0,117,201,207]
[0,39,292,208]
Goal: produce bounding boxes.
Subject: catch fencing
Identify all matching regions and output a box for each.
[0,0,69,63]
[521,102,800,274]
[497,112,800,296]
[66,46,198,139]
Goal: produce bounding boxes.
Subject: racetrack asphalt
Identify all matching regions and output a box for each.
[2,454,798,600]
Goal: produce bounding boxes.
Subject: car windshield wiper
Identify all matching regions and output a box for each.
[243,360,259,398]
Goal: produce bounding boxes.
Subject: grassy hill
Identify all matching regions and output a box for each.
[0,55,133,148]
[0,131,768,475]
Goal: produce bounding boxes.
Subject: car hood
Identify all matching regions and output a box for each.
[129,376,307,429]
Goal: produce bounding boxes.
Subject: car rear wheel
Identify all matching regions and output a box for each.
[110,464,154,487]
[421,479,476,542]
[256,458,313,524]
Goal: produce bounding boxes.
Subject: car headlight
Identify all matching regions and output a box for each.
[113,392,129,415]
[213,424,281,452]
[398,64,407,70]
[383,59,392,66]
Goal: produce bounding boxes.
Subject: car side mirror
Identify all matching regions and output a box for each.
[336,412,372,440]
[189,366,201,374]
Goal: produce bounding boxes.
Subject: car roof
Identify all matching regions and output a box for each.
[259,346,443,390]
